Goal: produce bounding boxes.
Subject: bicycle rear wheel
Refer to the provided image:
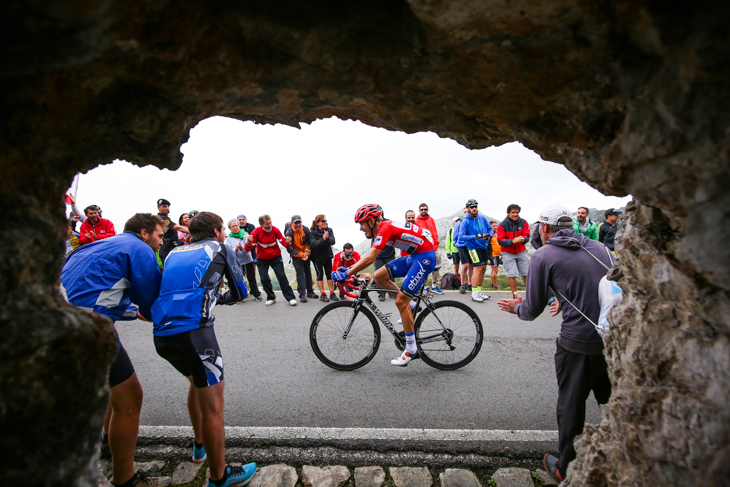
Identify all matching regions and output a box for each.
[414,300,483,370]
[310,301,381,371]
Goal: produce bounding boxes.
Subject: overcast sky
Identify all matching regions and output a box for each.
[73,116,631,248]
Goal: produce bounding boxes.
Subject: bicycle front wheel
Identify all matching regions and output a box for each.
[310,301,381,371]
[414,300,483,370]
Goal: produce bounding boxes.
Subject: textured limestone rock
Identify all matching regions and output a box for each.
[353,466,386,487]
[171,462,203,486]
[301,465,350,487]
[389,467,433,487]
[249,464,298,487]
[490,468,533,487]
[439,468,482,487]
[1,1,729,486]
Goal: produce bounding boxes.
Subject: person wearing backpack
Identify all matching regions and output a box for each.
[497,205,613,484]
[446,216,461,275]
[285,215,315,302]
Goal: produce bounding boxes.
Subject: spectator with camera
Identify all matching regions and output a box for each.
[310,214,338,302]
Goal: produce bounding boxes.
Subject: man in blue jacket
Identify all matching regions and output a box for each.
[497,205,613,483]
[151,212,256,487]
[456,199,493,302]
[62,213,164,487]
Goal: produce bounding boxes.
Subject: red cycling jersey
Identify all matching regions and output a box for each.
[371,220,434,255]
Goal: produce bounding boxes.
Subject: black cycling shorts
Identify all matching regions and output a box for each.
[457,247,470,265]
[489,255,502,266]
[109,346,135,388]
[154,327,224,388]
[312,257,333,281]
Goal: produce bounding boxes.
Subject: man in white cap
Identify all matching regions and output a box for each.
[497,205,614,484]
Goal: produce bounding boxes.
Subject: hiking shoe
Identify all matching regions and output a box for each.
[192,441,207,463]
[491,285,499,290]
[121,470,160,486]
[254,295,262,302]
[459,285,466,294]
[319,293,329,302]
[378,295,386,302]
[265,299,276,306]
[307,292,317,298]
[300,295,308,303]
[289,299,297,306]
[329,293,339,301]
[432,285,445,294]
[208,463,257,487]
[339,293,346,301]
[542,453,563,483]
[391,350,420,366]
[389,292,396,299]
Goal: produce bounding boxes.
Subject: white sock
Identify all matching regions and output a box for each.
[472,289,480,297]
[409,300,417,310]
[405,332,417,354]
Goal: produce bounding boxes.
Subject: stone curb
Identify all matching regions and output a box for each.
[99,459,560,487]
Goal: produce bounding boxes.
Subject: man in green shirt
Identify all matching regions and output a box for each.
[572,206,599,240]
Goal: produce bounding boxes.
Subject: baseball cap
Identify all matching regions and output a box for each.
[236,214,247,220]
[539,205,573,226]
[157,198,171,206]
[604,208,621,218]
[291,214,302,223]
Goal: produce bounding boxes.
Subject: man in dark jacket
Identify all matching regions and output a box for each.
[285,215,315,302]
[497,205,613,484]
[599,208,620,251]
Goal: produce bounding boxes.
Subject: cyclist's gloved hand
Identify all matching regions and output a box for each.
[447,253,452,259]
[332,270,348,283]
[338,267,348,272]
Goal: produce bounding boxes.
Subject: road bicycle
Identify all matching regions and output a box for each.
[309,272,483,371]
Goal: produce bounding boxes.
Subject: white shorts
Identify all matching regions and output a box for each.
[502,251,529,277]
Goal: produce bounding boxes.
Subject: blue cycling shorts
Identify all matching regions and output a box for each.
[385,250,437,298]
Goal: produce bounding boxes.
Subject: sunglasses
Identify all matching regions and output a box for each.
[419,208,428,212]
[468,205,478,209]
[320,219,327,223]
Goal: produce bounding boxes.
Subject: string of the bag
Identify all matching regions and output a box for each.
[554,241,615,334]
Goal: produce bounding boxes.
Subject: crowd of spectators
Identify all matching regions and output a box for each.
[64,197,620,304]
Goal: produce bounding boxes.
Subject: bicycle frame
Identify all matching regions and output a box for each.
[341,277,445,348]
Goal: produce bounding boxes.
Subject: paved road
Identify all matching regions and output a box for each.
[118,291,599,433]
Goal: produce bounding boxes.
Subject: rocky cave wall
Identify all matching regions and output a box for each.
[1,1,728,485]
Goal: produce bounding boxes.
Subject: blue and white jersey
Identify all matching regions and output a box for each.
[61,232,162,346]
[152,238,247,337]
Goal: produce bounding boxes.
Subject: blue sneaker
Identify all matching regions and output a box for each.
[192,441,207,463]
[208,463,257,487]
[432,285,445,295]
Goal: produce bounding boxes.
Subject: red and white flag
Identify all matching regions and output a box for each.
[64,174,79,204]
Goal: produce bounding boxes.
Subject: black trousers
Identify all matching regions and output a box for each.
[292,257,313,297]
[241,261,260,298]
[554,340,612,476]
[256,255,296,301]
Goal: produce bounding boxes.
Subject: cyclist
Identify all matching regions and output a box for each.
[332,204,436,366]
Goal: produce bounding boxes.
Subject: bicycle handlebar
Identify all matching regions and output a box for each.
[340,276,368,299]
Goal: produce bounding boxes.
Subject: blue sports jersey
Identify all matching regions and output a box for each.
[61,232,162,346]
[151,238,247,337]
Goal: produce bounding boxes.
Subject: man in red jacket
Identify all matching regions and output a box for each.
[78,205,116,245]
[244,215,297,306]
[496,204,531,297]
[415,203,444,294]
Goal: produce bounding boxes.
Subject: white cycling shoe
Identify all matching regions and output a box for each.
[391,349,420,366]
